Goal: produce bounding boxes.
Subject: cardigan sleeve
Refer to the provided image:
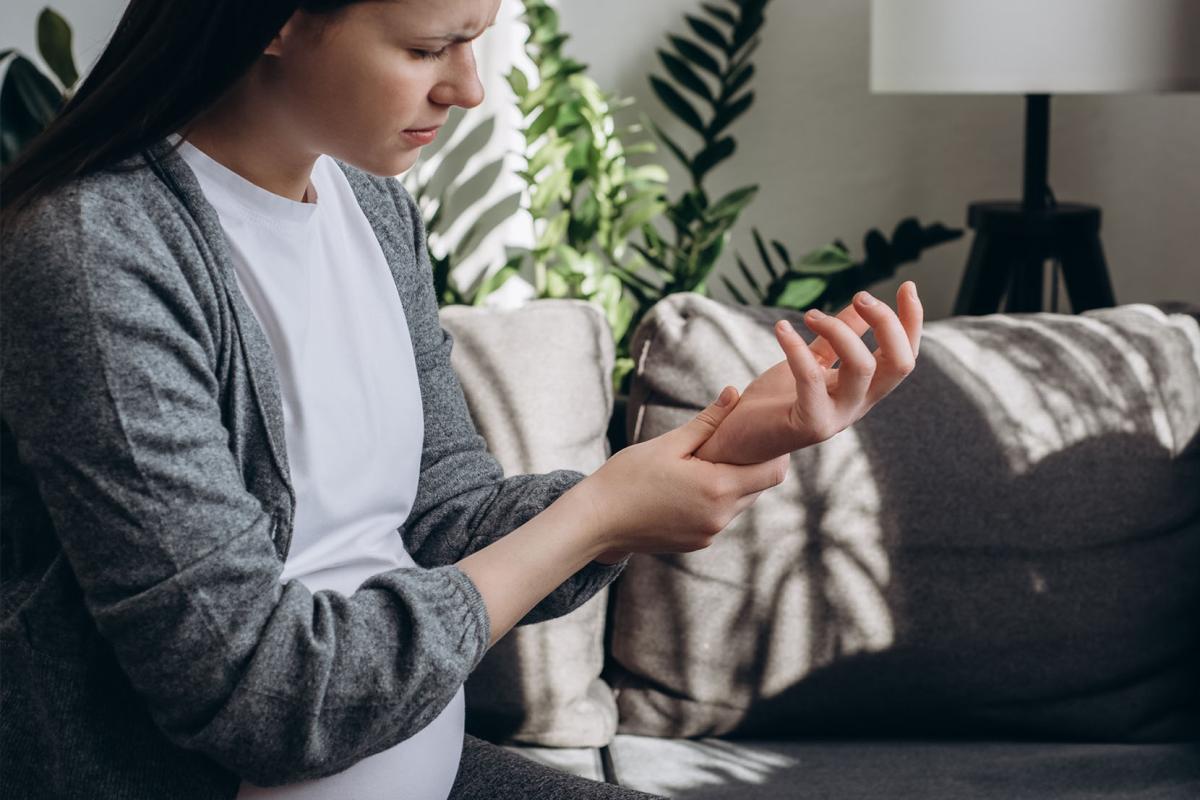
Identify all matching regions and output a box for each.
[381,177,630,625]
[1,190,490,787]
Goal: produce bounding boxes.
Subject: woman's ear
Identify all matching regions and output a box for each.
[262,16,294,58]
[263,12,313,57]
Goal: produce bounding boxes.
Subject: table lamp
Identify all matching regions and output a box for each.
[870,0,1200,315]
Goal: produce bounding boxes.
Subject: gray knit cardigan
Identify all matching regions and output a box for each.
[0,137,628,799]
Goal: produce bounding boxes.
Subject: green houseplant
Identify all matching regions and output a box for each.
[636,0,962,321]
[1,7,78,168]
[724,220,962,312]
[506,0,671,391]
[625,0,769,320]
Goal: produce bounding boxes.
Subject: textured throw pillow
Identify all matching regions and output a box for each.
[440,299,619,747]
[609,293,1200,742]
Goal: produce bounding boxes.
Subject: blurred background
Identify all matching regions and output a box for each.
[5,0,1198,324]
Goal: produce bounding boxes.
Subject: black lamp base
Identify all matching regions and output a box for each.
[952,200,1116,315]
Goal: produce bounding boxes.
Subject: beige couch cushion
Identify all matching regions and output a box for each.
[610,294,1200,741]
[441,299,618,747]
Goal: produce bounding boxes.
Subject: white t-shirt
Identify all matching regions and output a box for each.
[171,134,465,800]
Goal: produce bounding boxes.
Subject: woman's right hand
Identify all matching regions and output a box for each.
[572,386,790,556]
[457,386,785,645]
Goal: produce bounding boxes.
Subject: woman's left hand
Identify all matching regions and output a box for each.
[692,281,924,466]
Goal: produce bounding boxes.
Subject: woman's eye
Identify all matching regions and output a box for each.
[412,48,449,61]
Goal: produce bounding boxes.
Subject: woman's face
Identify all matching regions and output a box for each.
[270,0,501,176]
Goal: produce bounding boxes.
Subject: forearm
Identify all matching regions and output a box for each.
[456,480,610,647]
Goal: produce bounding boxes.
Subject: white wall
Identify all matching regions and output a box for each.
[559,0,1200,317]
[6,0,1199,318]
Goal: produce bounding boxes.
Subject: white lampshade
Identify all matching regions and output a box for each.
[870,0,1200,94]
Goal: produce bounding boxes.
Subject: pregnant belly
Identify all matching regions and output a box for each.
[236,685,466,800]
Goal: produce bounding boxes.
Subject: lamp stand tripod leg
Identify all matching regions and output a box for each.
[1057,231,1116,313]
[954,231,1013,316]
[1005,247,1045,313]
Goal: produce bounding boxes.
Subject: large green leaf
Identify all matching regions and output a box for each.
[533,212,567,259]
[36,9,78,90]
[518,79,555,116]
[658,50,713,103]
[649,76,706,136]
[2,129,26,168]
[1,69,43,163]
[563,133,591,173]
[648,119,692,170]
[570,190,602,242]
[709,90,754,138]
[721,275,750,305]
[526,138,572,177]
[507,66,530,98]
[524,105,558,144]
[706,184,758,221]
[723,62,755,101]
[775,276,828,310]
[616,196,666,240]
[691,230,728,290]
[729,35,762,72]
[626,164,669,186]
[732,18,764,53]
[753,228,780,280]
[685,15,729,51]
[631,242,678,281]
[692,137,735,183]
[772,239,791,267]
[6,55,62,128]
[796,244,855,275]
[610,262,661,299]
[668,35,722,77]
[736,253,763,295]
[700,3,737,27]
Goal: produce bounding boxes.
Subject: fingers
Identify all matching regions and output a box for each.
[719,453,791,500]
[803,306,875,408]
[808,303,869,368]
[774,319,828,413]
[808,283,923,369]
[667,385,741,454]
[804,284,924,408]
[898,280,923,358]
[850,289,917,406]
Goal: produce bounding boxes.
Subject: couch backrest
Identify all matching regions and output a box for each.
[612,295,1200,742]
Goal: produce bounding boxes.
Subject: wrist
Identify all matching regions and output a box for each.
[557,476,616,561]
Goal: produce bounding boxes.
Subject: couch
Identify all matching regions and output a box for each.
[439,293,1200,799]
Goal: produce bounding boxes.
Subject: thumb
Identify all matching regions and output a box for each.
[666,385,739,454]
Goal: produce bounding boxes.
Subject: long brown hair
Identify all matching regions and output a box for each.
[0,0,357,231]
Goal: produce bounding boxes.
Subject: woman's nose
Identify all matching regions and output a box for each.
[431,45,485,109]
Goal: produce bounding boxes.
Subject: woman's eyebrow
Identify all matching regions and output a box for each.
[414,20,497,44]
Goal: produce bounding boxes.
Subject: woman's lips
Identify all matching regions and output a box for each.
[401,127,440,145]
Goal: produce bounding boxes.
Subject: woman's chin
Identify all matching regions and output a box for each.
[389,147,423,177]
[352,147,422,179]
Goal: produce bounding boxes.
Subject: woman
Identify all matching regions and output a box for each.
[0,1,922,798]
